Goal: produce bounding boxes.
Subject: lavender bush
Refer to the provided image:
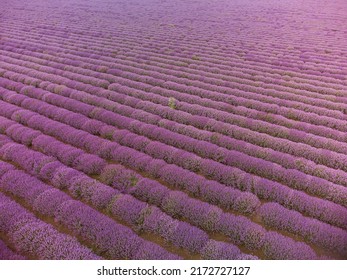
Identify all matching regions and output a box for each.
[0,0,346,260]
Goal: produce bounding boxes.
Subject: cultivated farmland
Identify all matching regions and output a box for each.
[0,0,346,260]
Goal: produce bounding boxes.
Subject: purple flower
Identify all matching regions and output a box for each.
[100,164,140,191]
[109,194,148,226]
[0,193,100,259]
[263,231,317,260]
[51,166,81,189]
[133,242,182,260]
[68,176,117,209]
[81,119,106,135]
[55,200,176,259]
[39,161,64,181]
[200,181,230,203]
[173,150,201,172]
[131,178,170,206]
[201,240,242,260]
[1,170,50,204]
[142,206,179,240]
[234,192,261,215]
[169,222,209,253]
[72,153,106,175]
[260,202,347,257]
[161,191,188,218]
[183,201,222,231]
[0,240,26,260]
[0,160,15,179]
[219,213,265,250]
[11,222,101,260]
[33,189,71,217]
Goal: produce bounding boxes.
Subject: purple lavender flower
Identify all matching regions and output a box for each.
[201,240,242,260]
[1,170,50,204]
[161,191,188,218]
[72,153,107,175]
[33,188,71,217]
[0,193,100,259]
[142,206,179,240]
[100,164,140,191]
[0,160,15,179]
[51,166,81,189]
[131,178,170,206]
[109,194,148,226]
[0,240,26,260]
[260,202,347,256]
[168,221,209,253]
[55,200,176,259]
[183,200,222,231]
[219,213,265,250]
[133,242,182,260]
[262,231,317,260]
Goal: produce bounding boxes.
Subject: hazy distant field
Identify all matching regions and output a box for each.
[0,0,346,260]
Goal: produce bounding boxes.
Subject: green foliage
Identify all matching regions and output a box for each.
[130,175,139,187]
[192,55,201,60]
[168,97,176,109]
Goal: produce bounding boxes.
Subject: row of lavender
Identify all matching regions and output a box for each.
[1,0,346,259]
[1,20,346,108]
[0,133,323,260]
[1,64,346,258]
[1,32,347,122]
[0,92,346,258]
[0,39,347,160]
[2,54,347,164]
[0,36,347,250]
[1,80,347,226]
[4,10,347,85]
[2,41,343,178]
[0,88,346,220]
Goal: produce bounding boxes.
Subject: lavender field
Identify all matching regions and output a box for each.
[0,0,347,260]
